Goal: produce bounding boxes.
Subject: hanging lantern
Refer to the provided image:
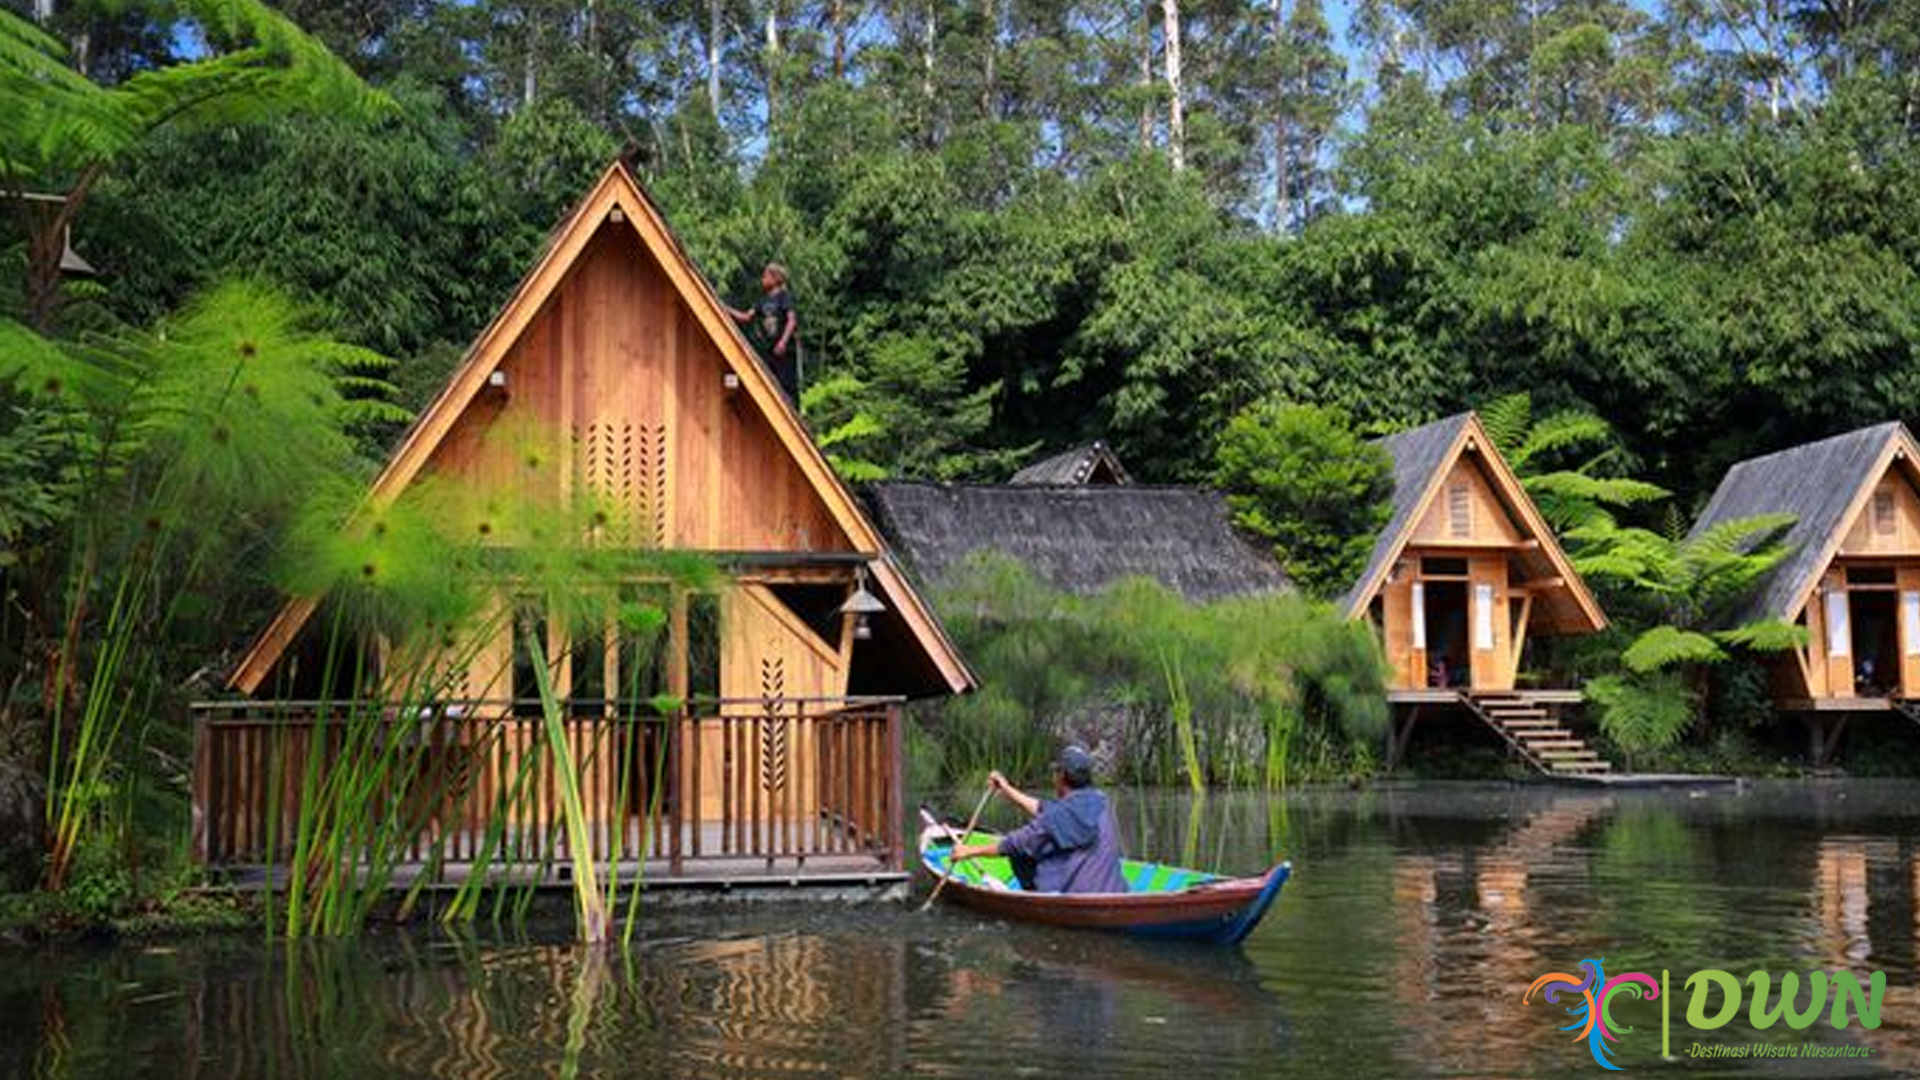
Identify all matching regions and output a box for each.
[838,565,887,641]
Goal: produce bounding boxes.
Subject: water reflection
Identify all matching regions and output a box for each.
[3,781,1920,1079]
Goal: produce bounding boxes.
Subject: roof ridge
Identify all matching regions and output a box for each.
[1720,421,1905,474]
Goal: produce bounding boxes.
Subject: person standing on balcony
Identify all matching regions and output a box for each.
[726,262,800,403]
[950,746,1127,894]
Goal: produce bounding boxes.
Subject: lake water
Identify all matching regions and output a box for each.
[3,780,1918,1079]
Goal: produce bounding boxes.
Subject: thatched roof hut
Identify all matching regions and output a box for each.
[864,482,1289,602]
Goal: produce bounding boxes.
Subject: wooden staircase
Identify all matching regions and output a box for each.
[1893,698,1920,730]
[1463,692,1612,779]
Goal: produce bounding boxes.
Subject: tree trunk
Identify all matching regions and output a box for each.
[22,164,100,335]
[921,1,937,138]
[1137,0,1154,151]
[982,0,997,120]
[1271,0,1289,232]
[1161,0,1185,170]
[831,0,847,79]
[33,0,53,24]
[708,0,724,116]
[765,0,780,127]
[522,35,537,109]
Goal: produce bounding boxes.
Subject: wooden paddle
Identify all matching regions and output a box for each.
[919,781,995,913]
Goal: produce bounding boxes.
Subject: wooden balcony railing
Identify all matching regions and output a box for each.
[190,698,906,880]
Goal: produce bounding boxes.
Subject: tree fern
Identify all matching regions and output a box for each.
[1518,410,1613,470]
[1716,618,1808,654]
[1478,392,1532,460]
[1622,625,1726,672]
[3,4,387,178]
[1589,671,1694,763]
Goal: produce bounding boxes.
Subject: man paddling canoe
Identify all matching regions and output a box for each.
[950,746,1127,894]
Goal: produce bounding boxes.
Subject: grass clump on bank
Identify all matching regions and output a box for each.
[915,555,1388,789]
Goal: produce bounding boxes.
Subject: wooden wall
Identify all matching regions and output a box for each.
[1795,564,1920,700]
[425,226,850,555]
[1787,464,1920,701]
[1840,474,1920,558]
[1377,553,1517,691]
[408,219,868,822]
[1410,457,1526,548]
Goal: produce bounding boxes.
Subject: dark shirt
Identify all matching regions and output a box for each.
[752,289,799,401]
[996,788,1127,894]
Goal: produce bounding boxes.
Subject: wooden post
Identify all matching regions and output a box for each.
[190,709,211,865]
[1386,706,1421,772]
[669,706,685,876]
[886,702,904,872]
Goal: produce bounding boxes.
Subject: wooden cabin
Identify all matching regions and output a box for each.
[866,445,1289,603]
[1343,413,1606,695]
[1343,414,1610,776]
[1690,422,1920,760]
[194,162,973,886]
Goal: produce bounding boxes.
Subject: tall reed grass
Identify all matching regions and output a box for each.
[924,554,1388,788]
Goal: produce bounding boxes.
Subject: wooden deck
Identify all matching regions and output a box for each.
[1386,688,1585,706]
[1781,695,1899,711]
[190,699,907,887]
[215,819,906,894]
[1548,772,1738,788]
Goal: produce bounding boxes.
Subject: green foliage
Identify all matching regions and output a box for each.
[62,832,134,923]
[1479,391,1668,531]
[1588,670,1696,764]
[1215,401,1392,598]
[8,280,387,890]
[801,373,890,482]
[923,555,1388,788]
[1573,511,1803,752]
[1621,625,1725,673]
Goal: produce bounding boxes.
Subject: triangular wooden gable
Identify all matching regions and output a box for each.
[1784,424,1920,621]
[1343,413,1606,633]
[231,162,971,695]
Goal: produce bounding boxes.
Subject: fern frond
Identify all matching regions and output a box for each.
[1622,625,1726,672]
[1716,619,1809,654]
[1685,512,1797,561]
[1520,410,1612,465]
[815,412,885,451]
[1478,392,1531,460]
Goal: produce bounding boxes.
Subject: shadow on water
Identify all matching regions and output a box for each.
[4,780,1920,1079]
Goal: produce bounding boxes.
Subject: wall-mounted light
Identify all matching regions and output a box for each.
[839,565,887,641]
[723,371,741,392]
[7,192,96,277]
[609,207,626,224]
[487,369,508,389]
[58,226,95,277]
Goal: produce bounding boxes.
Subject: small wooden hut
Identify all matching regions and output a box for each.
[1690,421,1920,759]
[1342,414,1610,775]
[196,162,973,885]
[1008,441,1132,486]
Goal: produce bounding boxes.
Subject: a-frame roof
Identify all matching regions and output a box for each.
[1690,421,1920,625]
[230,161,972,697]
[1339,412,1606,633]
[1009,441,1133,486]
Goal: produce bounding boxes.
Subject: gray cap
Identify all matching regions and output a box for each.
[1052,745,1095,788]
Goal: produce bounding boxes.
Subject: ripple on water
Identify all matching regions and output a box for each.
[1,781,1918,1079]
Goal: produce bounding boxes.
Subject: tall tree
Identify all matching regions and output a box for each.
[1270,0,1344,231]
[1162,0,1185,168]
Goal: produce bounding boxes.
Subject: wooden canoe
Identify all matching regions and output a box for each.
[916,823,1290,945]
